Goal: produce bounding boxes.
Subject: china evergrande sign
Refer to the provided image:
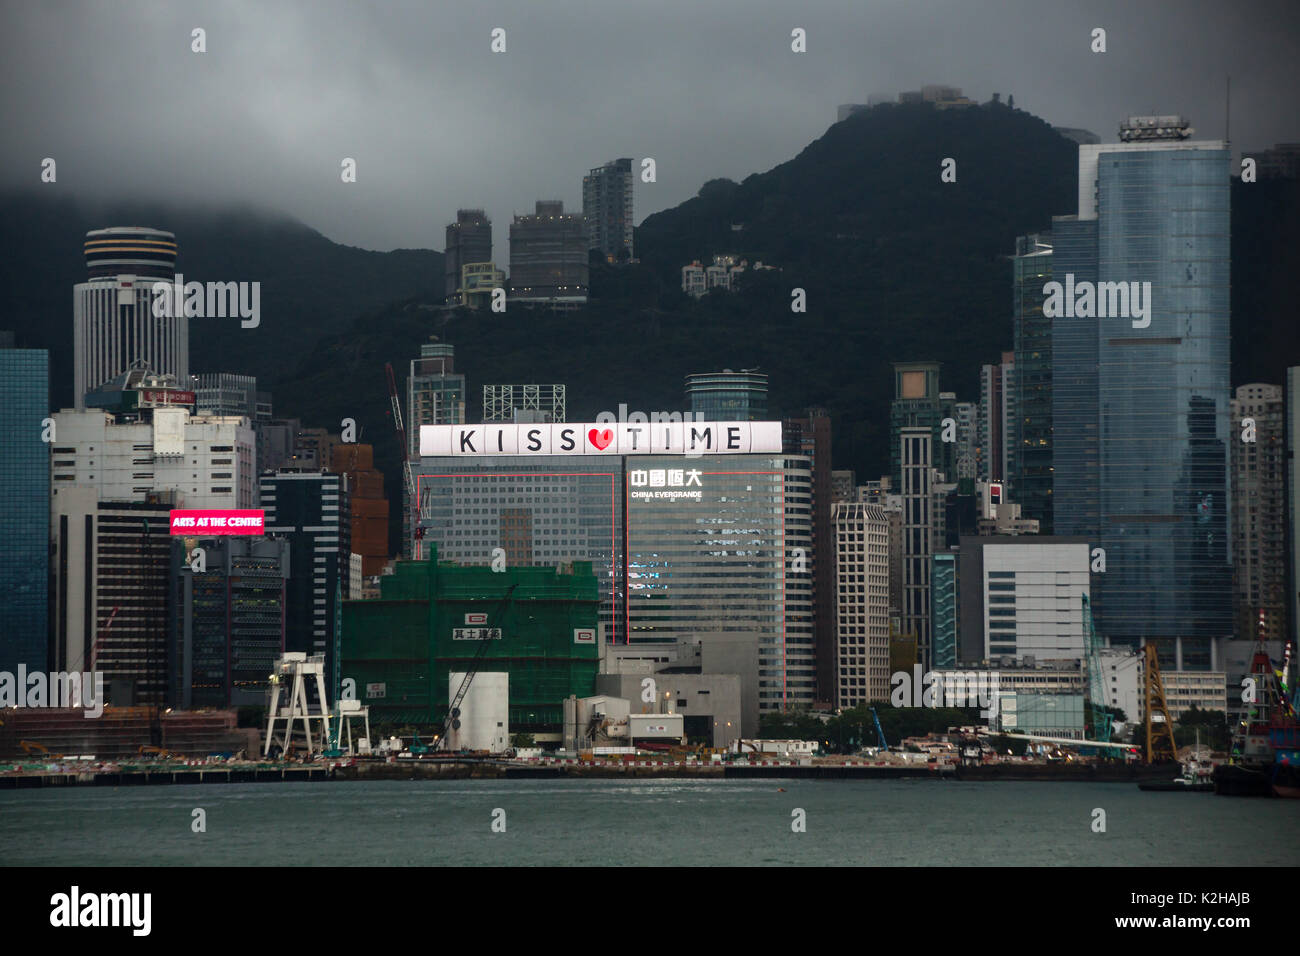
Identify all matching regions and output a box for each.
[420,421,783,457]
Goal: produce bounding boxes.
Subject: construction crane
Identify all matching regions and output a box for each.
[79,604,121,674]
[384,361,420,557]
[870,707,889,751]
[1142,644,1179,763]
[435,585,518,751]
[1081,595,1113,744]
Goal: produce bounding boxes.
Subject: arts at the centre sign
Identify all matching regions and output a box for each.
[420,421,783,458]
[169,509,265,535]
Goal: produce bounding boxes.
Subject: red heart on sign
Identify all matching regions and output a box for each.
[588,428,613,450]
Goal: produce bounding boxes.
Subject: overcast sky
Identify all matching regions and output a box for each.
[3,0,1297,258]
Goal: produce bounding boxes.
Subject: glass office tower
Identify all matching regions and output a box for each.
[414,457,625,644]
[1050,218,1099,540]
[1011,234,1055,532]
[0,346,50,672]
[1053,121,1231,666]
[626,455,799,711]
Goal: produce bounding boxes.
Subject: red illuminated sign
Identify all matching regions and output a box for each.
[139,389,196,407]
[169,509,264,535]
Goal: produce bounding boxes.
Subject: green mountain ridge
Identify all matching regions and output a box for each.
[3,102,1296,559]
[0,192,442,409]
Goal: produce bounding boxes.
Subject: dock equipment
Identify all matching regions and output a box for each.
[324,699,372,757]
[264,653,332,757]
[1142,644,1178,764]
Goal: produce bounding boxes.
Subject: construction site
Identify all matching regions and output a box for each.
[0,589,1256,792]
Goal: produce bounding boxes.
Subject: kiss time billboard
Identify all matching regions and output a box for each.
[419,421,783,458]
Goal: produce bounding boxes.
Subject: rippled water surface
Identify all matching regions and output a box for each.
[2,778,1294,866]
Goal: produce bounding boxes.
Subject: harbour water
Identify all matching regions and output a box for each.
[2,778,1295,866]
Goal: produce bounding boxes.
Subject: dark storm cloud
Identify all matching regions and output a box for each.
[2,0,1296,254]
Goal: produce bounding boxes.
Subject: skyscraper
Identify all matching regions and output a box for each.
[931,552,958,669]
[1048,213,1100,541]
[330,443,390,577]
[1012,233,1055,532]
[508,201,588,306]
[74,227,186,410]
[978,352,1016,483]
[50,488,175,703]
[624,453,813,713]
[1231,384,1285,642]
[1288,368,1300,655]
[444,210,492,304]
[0,340,49,673]
[685,369,768,420]
[169,535,290,708]
[582,158,634,262]
[946,397,978,480]
[52,378,257,511]
[901,426,935,666]
[957,537,1091,664]
[406,338,465,555]
[192,372,270,423]
[783,410,835,704]
[832,501,891,707]
[890,362,941,488]
[407,339,464,441]
[260,470,350,689]
[1052,115,1231,667]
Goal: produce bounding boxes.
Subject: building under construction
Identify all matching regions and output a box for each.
[341,545,600,735]
[0,708,252,760]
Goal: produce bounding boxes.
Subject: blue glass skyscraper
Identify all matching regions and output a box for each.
[1051,117,1231,667]
[0,343,50,672]
[1051,218,1100,538]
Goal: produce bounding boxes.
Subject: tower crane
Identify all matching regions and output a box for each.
[384,362,420,558]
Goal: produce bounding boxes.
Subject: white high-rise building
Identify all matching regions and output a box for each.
[970,539,1091,663]
[901,427,934,665]
[51,407,256,509]
[582,158,634,262]
[73,228,186,410]
[780,456,817,710]
[832,502,891,707]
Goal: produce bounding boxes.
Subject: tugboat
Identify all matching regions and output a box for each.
[1214,642,1298,797]
[1274,747,1300,798]
[1138,731,1216,792]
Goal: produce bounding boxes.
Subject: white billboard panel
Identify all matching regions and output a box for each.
[421,421,783,458]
